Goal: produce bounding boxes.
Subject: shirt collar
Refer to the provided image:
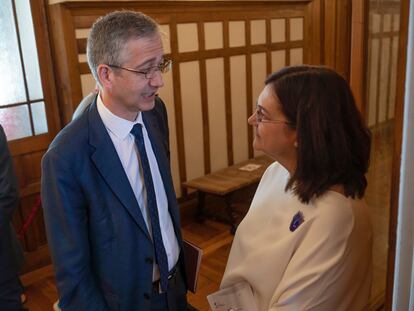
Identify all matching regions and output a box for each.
[97,93,143,140]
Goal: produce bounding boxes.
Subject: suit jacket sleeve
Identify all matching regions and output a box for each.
[41,149,108,311]
[0,125,19,223]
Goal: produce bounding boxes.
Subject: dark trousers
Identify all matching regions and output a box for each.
[0,276,24,311]
[150,266,187,311]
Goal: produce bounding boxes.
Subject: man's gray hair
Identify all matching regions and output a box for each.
[87,11,159,86]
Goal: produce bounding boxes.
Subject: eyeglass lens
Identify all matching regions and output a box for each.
[145,60,172,79]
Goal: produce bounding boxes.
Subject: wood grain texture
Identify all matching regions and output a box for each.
[183,155,273,195]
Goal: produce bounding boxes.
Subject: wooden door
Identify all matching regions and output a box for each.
[1,0,60,273]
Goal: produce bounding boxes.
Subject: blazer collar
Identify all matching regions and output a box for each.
[87,100,151,240]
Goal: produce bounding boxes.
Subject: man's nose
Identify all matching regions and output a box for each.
[149,70,164,88]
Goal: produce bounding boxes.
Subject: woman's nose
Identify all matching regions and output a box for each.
[248,113,257,125]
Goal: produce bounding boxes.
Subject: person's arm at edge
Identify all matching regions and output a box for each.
[0,125,19,222]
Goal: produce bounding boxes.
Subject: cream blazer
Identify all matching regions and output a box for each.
[221,162,372,311]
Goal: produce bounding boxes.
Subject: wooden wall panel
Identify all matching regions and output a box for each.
[3,0,352,275]
[366,4,400,128]
[47,0,335,198]
[388,36,398,119]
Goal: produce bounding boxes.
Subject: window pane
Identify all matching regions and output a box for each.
[0,0,26,106]
[15,0,43,100]
[0,105,32,140]
[31,101,48,135]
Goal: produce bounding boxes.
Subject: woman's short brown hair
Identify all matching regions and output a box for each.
[265,66,371,204]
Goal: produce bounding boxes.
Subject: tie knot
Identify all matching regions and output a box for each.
[130,123,143,140]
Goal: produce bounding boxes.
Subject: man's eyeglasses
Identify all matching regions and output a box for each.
[107,59,172,79]
[254,108,290,124]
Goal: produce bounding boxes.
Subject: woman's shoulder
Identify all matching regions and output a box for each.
[260,161,288,182]
[310,192,369,234]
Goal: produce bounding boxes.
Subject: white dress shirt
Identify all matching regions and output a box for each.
[97,94,180,281]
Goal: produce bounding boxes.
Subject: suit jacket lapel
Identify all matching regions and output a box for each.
[87,102,151,240]
[143,111,182,241]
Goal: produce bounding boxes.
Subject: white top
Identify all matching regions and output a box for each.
[97,95,180,280]
[221,162,372,311]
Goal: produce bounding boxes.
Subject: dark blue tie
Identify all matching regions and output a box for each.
[131,123,169,292]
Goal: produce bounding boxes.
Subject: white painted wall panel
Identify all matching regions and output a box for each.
[271,50,286,72]
[229,21,245,47]
[180,61,204,180]
[271,19,285,43]
[157,71,181,196]
[230,55,248,164]
[204,22,223,50]
[160,24,171,54]
[206,58,228,171]
[80,74,96,97]
[251,52,267,157]
[290,48,303,65]
[250,20,266,45]
[75,28,90,38]
[290,17,304,41]
[177,23,199,52]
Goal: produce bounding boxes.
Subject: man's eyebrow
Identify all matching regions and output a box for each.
[135,57,164,69]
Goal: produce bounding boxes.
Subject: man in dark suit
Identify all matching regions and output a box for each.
[0,125,25,311]
[42,11,187,311]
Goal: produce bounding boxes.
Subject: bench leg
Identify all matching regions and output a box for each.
[196,191,206,222]
[224,193,237,234]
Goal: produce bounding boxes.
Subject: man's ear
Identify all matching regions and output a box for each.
[97,64,113,89]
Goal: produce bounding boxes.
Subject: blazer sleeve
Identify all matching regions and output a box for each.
[0,125,19,223]
[268,204,360,311]
[41,149,109,311]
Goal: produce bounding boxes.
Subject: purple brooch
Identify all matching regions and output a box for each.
[289,211,304,232]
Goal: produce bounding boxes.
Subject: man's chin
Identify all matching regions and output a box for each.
[138,99,156,111]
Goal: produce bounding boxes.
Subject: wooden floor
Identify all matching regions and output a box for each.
[20,127,392,311]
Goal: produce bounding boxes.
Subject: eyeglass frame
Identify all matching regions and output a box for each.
[106,59,172,80]
[254,106,291,125]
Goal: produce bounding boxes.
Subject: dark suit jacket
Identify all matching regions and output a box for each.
[0,125,23,283]
[41,97,184,311]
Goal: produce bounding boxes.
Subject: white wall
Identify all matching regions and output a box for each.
[392,0,414,309]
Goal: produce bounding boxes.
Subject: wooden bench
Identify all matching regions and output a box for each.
[182,155,273,233]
